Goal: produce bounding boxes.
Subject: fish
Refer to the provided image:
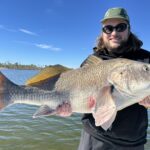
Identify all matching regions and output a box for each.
[0,58,150,130]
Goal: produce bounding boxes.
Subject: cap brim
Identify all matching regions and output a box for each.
[101,17,129,23]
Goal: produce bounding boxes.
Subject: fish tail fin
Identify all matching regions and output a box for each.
[0,71,15,110]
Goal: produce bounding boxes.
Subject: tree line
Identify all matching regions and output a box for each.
[0,62,43,70]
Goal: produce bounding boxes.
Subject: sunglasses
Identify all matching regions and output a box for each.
[102,23,128,34]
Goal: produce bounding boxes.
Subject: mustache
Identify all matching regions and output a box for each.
[109,35,121,40]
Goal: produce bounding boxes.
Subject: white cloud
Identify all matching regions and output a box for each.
[0,25,37,36]
[35,43,62,51]
[19,28,37,36]
[35,44,51,49]
[14,40,62,52]
[0,24,16,32]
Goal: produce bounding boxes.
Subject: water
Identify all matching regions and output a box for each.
[0,69,149,150]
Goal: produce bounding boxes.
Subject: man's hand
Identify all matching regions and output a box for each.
[56,101,72,117]
[139,96,150,108]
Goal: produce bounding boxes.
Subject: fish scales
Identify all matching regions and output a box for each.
[0,58,150,130]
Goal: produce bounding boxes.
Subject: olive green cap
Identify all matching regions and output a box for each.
[101,7,130,23]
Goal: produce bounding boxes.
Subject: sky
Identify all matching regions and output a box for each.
[0,0,150,68]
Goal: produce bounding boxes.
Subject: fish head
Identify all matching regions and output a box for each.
[108,61,150,97]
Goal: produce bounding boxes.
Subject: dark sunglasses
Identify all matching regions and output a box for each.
[102,23,128,34]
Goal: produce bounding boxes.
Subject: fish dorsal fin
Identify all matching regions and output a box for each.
[81,55,103,68]
[26,65,71,86]
[92,85,117,130]
[33,105,56,118]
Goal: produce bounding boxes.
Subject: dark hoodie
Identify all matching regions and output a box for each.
[81,47,150,147]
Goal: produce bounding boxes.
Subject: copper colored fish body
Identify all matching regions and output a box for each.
[0,58,150,130]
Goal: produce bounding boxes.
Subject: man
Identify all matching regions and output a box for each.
[77,7,150,150]
[57,7,150,149]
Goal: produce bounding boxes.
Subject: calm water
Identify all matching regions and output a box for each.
[0,69,149,150]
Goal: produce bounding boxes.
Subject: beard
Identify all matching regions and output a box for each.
[104,38,129,55]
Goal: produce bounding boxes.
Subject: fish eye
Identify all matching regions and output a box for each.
[143,65,149,72]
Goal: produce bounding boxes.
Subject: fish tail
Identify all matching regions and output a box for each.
[0,71,15,110]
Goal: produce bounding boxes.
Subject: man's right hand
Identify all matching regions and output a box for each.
[139,96,150,108]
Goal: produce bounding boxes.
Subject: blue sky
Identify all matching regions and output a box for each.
[0,0,150,68]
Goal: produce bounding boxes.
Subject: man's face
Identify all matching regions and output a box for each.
[102,19,130,52]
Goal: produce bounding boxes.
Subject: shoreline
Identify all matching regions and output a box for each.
[0,67,6,70]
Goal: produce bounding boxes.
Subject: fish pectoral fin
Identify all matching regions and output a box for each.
[92,85,117,130]
[92,106,117,130]
[33,105,56,118]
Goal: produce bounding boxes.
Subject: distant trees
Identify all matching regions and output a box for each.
[0,62,43,70]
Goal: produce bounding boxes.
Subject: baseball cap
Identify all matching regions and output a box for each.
[101,7,130,23]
